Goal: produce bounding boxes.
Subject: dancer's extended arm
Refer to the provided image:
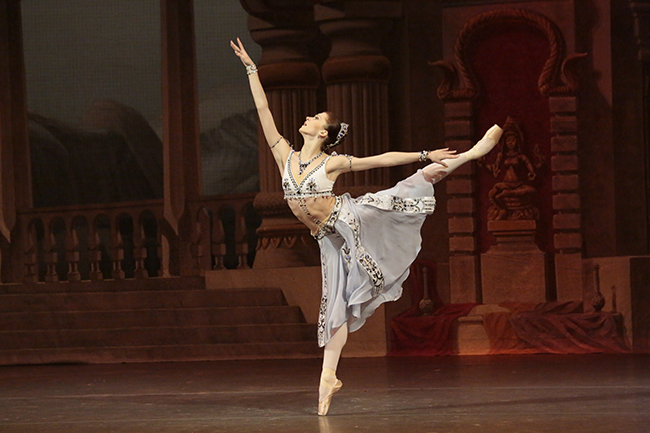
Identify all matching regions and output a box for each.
[230,38,290,173]
[328,149,458,175]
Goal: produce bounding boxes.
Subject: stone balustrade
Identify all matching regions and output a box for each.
[15,194,259,284]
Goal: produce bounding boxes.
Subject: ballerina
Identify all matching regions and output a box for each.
[230,37,503,415]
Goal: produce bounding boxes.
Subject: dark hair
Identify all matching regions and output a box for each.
[322,111,348,151]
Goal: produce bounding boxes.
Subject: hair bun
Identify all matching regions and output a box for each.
[327,122,349,149]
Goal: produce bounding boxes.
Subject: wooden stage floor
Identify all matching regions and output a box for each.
[1,354,649,432]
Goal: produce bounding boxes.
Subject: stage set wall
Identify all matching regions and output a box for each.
[0,0,649,363]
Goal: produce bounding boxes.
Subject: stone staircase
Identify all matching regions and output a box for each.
[0,276,321,365]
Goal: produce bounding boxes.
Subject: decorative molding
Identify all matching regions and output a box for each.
[558,53,589,94]
[253,192,293,218]
[257,231,314,250]
[428,60,459,101]
[431,8,586,100]
[240,0,315,25]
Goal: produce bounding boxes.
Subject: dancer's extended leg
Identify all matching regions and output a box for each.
[318,322,348,416]
[423,124,503,184]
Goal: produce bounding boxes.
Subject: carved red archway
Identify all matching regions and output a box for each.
[431,8,586,303]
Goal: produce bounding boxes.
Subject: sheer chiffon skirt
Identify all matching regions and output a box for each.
[316,169,436,347]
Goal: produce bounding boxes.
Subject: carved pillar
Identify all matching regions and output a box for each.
[430,54,480,303]
[242,3,323,268]
[316,1,402,193]
[161,0,202,276]
[0,0,30,283]
[434,97,481,303]
[549,91,584,301]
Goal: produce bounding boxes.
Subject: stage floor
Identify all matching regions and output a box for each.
[1,354,649,432]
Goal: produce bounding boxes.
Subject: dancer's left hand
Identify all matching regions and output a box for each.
[230,38,254,67]
[428,148,458,167]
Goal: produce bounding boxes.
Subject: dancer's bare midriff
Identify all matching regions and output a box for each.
[286,195,337,235]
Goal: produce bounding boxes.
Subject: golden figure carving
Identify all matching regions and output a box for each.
[479,118,544,220]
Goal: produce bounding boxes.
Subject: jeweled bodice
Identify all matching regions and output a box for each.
[282,149,335,199]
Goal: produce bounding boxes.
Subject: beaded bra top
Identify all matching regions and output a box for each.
[282,149,335,199]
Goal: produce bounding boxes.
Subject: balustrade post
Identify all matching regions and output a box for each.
[213,214,226,270]
[22,221,37,283]
[214,245,226,270]
[66,221,81,282]
[188,207,205,276]
[111,224,125,280]
[133,221,147,279]
[236,208,249,269]
[43,222,58,283]
[88,225,104,281]
[155,224,163,277]
[189,240,203,274]
[196,207,211,272]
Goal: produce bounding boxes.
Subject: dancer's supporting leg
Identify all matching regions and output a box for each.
[318,322,348,416]
[423,124,503,184]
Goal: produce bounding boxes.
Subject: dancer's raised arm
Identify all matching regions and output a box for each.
[230,38,290,173]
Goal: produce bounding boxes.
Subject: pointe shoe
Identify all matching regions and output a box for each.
[318,378,343,416]
[485,124,504,142]
[466,124,503,160]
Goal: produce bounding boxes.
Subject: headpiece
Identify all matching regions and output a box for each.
[327,122,349,149]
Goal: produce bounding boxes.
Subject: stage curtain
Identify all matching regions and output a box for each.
[389,259,478,356]
[389,303,478,356]
[483,301,630,354]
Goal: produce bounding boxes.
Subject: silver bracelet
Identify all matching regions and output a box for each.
[271,136,286,149]
[246,64,258,75]
[418,150,430,162]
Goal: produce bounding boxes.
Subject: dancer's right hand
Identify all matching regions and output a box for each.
[230,37,254,67]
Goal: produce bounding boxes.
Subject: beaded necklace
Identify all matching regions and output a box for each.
[298,150,324,175]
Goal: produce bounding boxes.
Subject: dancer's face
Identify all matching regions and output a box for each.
[299,112,328,139]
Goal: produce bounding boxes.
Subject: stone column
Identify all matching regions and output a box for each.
[246,14,323,268]
[441,101,482,303]
[0,0,30,283]
[160,0,203,276]
[316,1,402,193]
[549,96,583,301]
[421,82,481,302]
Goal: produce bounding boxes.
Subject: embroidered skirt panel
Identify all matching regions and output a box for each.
[316,169,436,347]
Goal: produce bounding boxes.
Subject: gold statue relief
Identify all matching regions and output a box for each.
[479,117,545,221]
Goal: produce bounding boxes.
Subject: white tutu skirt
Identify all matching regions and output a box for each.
[315,169,436,347]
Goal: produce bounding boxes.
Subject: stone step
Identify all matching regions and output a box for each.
[0,306,306,330]
[0,277,206,295]
[0,276,322,365]
[0,323,317,350]
[0,342,323,365]
[0,288,287,313]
